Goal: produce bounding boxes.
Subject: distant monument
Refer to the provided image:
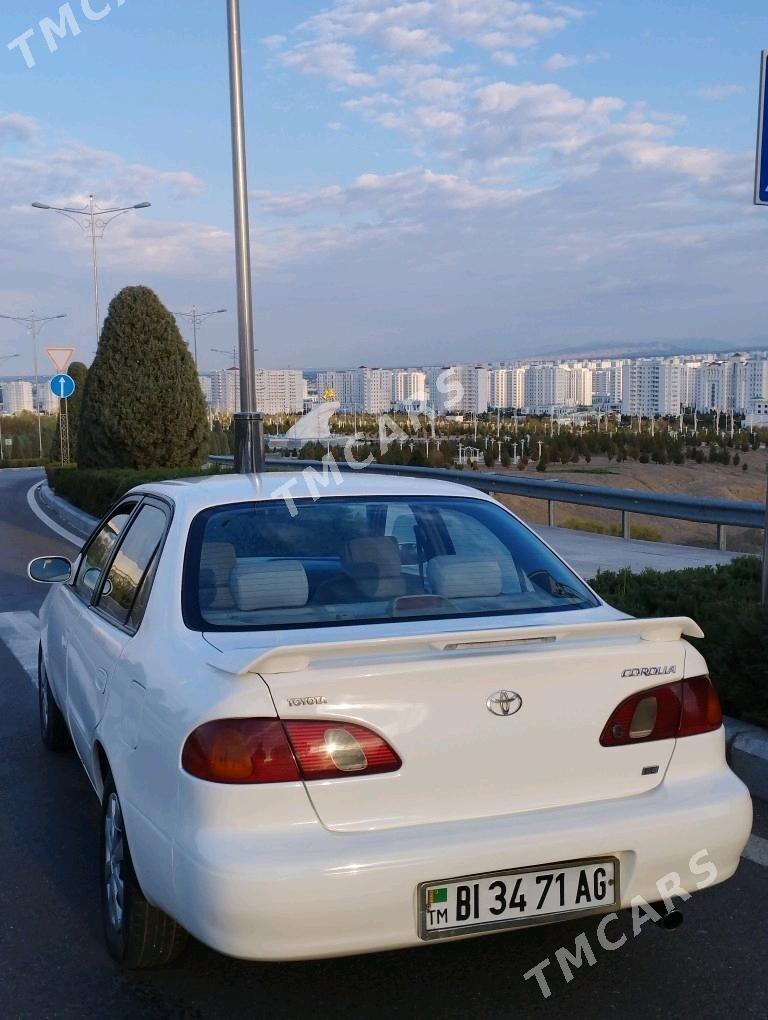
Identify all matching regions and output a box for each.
[268,401,347,450]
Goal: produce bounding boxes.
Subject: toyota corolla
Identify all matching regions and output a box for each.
[28,472,752,967]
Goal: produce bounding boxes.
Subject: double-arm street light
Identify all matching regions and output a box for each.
[173,307,227,368]
[0,353,20,461]
[0,314,67,456]
[32,196,151,353]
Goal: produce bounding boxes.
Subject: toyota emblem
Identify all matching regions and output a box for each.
[487,690,523,717]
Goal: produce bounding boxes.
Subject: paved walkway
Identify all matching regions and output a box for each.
[533,524,741,578]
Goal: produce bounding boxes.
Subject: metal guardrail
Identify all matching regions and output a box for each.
[211,454,768,598]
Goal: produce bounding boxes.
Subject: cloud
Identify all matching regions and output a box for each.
[281,41,375,88]
[261,34,287,51]
[0,112,38,145]
[695,83,746,101]
[543,51,607,71]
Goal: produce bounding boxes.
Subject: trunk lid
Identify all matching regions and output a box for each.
[211,618,699,832]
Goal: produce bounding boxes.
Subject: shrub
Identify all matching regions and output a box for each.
[0,457,48,469]
[78,286,208,469]
[49,465,231,518]
[592,559,768,726]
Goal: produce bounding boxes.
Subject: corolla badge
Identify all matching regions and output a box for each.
[486,690,523,717]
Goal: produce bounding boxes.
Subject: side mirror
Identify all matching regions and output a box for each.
[28,556,72,584]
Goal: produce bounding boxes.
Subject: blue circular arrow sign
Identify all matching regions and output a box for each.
[50,373,76,399]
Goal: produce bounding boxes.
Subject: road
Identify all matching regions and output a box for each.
[1,467,766,1019]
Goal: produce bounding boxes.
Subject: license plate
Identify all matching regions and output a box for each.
[418,857,619,940]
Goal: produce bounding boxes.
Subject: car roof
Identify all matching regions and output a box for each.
[130,470,492,516]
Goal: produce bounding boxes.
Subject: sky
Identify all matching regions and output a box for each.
[0,0,767,374]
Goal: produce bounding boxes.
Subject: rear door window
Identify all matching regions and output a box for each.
[96,504,168,630]
[73,502,138,602]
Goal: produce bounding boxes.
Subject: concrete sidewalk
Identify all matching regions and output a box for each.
[532,524,741,579]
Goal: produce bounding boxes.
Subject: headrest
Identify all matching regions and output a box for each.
[230,559,309,612]
[427,556,503,599]
[200,542,237,609]
[343,536,404,599]
[200,541,236,580]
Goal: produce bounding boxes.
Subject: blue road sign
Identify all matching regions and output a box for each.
[50,373,75,400]
[755,51,768,205]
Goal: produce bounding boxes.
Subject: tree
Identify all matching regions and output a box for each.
[49,361,88,464]
[78,286,208,469]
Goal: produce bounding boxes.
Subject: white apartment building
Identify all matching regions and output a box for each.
[523,365,567,412]
[1,380,34,415]
[745,400,768,428]
[210,367,240,413]
[255,369,304,415]
[744,356,768,405]
[360,368,393,414]
[392,369,426,407]
[489,367,525,409]
[36,383,59,414]
[316,370,362,411]
[199,375,212,406]
[433,365,490,414]
[563,365,593,407]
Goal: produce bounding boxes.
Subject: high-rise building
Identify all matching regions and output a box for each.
[524,365,567,412]
[255,369,304,414]
[489,367,525,409]
[210,367,240,413]
[392,369,426,407]
[199,375,213,406]
[1,380,34,414]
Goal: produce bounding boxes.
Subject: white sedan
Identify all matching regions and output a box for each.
[29,472,752,967]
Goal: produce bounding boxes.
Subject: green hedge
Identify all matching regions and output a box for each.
[592,558,768,727]
[48,465,231,519]
[0,457,49,469]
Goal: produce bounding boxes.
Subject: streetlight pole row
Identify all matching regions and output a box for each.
[32,196,151,353]
[0,314,66,457]
[173,307,227,369]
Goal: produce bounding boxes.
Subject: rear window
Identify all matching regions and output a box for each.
[182,496,599,632]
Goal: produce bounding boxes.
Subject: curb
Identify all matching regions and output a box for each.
[724,718,768,802]
[35,482,97,542]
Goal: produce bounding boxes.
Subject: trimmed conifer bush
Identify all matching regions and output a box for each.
[78,286,208,469]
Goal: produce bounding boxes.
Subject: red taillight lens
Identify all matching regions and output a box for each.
[600,676,721,747]
[284,721,402,780]
[182,718,401,784]
[181,719,301,784]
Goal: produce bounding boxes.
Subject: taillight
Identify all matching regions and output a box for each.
[182,718,401,784]
[600,676,722,747]
[284,721,401,780]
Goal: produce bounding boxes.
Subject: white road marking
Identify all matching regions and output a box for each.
[25,481,82,547]
[0,610,40,686]
[742,835,768,868]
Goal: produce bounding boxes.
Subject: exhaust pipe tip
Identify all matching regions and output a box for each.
[656,909,684,931]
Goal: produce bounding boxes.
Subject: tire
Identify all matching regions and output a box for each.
[38,650,72,753]
[101,777,188,968]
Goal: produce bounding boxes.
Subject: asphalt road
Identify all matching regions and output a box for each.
[1,467,766,1019]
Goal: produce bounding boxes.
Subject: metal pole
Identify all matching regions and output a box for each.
[89,195,101,349]
[192,307,199,369]
[758,467,762,603]
[31,318,42,457]
[227,0,264,473]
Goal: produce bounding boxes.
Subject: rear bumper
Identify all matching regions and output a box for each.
[170,750,752,961]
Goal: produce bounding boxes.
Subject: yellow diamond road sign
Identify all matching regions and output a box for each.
[44,347,75,373]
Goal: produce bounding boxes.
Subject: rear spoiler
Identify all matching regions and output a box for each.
[207,616,704,677]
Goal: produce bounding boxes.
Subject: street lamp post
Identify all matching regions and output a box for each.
[32,196,151,352]
[0,353,20,461]
[227,0,264,473]
[173,307,227,368]
[0,314,66,456]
